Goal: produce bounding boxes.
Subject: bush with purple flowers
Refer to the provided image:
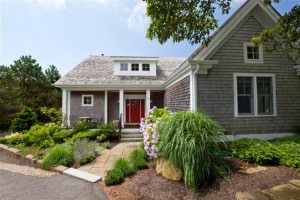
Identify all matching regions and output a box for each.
[141,107,170,159]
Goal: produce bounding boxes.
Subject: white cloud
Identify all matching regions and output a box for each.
[22,0,66,10]
[126,1,149,34]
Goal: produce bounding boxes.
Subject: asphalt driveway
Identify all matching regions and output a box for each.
[0,169,108,200]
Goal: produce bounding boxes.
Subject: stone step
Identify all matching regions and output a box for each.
[121,128,140,134]
[120,137,143,142]
[63,168,101,183]
[121,133,143,138]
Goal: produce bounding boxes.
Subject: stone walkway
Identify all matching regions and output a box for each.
[79,142,141,178]
[236,179,300,200]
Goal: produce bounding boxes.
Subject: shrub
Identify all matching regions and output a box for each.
[96,134,107,142]
[104,168,125,186]
[141,107,170,158]
[73,138,97,165]
[0,137,8,144]
[112,158,136,176]
[44,123,61,136]
[53,130,74,143]
[97,123,117,137]
[10,107,38,132]
[24,124,55,149]
[70,130,99,141]
[158,111,229,188]
[270,135,300,144]
[40,107,62,125]
[42,144,74,170]
[276,142,300,169]
[128,148,148,169]
[73,120,90,133]
[4,133,24,145]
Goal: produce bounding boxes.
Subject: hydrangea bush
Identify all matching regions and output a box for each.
[141,107,169,159]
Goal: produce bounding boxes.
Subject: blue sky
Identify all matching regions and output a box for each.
[0,0,297,75]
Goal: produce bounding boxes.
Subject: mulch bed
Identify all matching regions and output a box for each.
[99,159,300,200]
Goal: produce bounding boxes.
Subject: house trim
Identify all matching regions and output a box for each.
[104,91,108,124]
[233,73,277,117]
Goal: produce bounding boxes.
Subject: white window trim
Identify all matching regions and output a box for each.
[82,94,94,106]
[233,73,277,117]
[243,42,263,64]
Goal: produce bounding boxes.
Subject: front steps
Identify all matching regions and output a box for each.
[120,128,143,142]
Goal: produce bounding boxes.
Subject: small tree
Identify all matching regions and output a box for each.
[10,107,38,132]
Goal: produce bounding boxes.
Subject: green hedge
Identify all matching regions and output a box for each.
[229,136,300,169]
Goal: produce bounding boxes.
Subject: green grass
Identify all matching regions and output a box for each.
[42,144,74,170]
[157,111,230,189]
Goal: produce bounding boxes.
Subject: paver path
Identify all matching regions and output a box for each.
[236,179,300,200]
[79,142,141,178]
[0,169,108,200]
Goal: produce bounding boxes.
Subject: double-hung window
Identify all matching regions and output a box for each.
[82,95,94,106]
[234,73,276,117]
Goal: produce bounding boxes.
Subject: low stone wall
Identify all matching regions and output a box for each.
[0,144,41,168]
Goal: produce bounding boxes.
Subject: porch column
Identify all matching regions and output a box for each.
[190,71,197,111]
[62,89,71,127]
[119,89,124,128]
[62,89,67,127]
[146,89,151,112]
[67,90,71,127]
[104,90,108,124]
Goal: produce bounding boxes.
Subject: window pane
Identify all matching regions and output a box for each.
[142,64,150,71]
[83,96,92,105]
[237,77,253,115]
[257,77,273,114]
[120,63,128,71]
[131,64,139,71]
[247,45,260,60]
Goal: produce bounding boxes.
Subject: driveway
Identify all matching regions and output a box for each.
[0,169,108,200]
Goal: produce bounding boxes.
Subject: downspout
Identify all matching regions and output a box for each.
[190,64,200,112]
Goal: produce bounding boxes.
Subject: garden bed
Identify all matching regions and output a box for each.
[99,159,300,200]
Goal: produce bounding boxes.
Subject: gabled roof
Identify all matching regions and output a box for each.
[54,56,185,89]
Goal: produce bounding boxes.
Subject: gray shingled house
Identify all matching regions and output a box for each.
[55,0,300,140]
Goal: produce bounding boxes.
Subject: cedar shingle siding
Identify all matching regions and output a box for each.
[70,91,105,125]
[164,76,190,111]
[197,15,300,134]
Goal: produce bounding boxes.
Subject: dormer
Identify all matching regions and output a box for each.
[113,56,158,76]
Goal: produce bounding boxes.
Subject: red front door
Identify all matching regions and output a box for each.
[126,99,145,123]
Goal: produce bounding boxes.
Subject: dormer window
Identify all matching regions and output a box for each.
[113,57,158,76]
[244,42,263,63]
[120,63,128,71]
[142,64,150,71]
[131,64,139,71]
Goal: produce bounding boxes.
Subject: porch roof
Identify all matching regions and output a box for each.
[54,56,185,88]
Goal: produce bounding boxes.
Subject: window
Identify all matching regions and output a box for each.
[120,63,128,71]
[82,95,93,106]
[142,64,150,71]
[244,43,263,63]
[131,64,139,71]
[234,74,276,117]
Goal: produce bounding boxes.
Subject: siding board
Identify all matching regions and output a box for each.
[197,15,300,134]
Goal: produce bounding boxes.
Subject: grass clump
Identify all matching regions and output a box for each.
[42,144,74,170]
[157,111,230,189]
[104,168,125,186]
[73,120,90,133]
[104,146,148,186]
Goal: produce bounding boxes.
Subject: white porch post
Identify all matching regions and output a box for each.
[62,89,67,127]
[62,89,71,127]
[104,90,108,124]
[146,89,151,112]
[119,89,124,128]
[67,90,71,127]
[190,71,197,111]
